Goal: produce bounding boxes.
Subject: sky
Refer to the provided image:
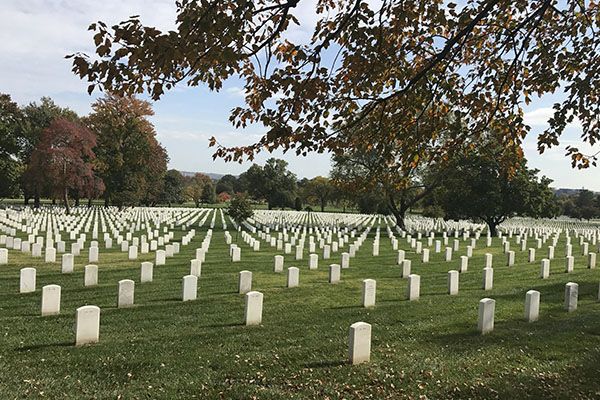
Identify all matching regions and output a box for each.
[1,0,598,190]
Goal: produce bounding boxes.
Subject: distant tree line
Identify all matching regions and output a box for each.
[1,92,187,211]
[558,190,600,220]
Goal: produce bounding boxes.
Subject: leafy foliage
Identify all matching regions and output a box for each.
[559,189,600,220]
[25,118,101,214]
[70,1,600,168]
[86,94,168,207]
[161,169,186,206]
[184,173,214,207]
[226,194,254,227]
[433,141,559,234]
[239,158,297,209]
[0,94,23,199]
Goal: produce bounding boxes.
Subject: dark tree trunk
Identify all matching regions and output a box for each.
[484,216,505,236]
[63,187,70,215]
[87,198,92,207]
[320,199,325,212]
[34,192,40,208]
[24,195,30,205]
[75,196,80,207]
[387,194,407,230]
[52,198,56,205]
[104,195,110,207]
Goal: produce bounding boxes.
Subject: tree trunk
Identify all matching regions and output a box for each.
[487,221,497,236]
[63,187,70,215]
[52,198,56,205]
[24,195,30,205]
[386,194,407,230]
[87,198,92,207]
[104,194,110,207]
[75,196,80,207]
[320,199,325,212]
[34,192,40,208]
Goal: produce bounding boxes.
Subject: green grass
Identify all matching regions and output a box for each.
[1,217,600,399]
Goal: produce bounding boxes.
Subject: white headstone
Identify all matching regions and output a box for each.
[397,250,405,264]
[444,247,452,261]
[156,250,166,266]
[540,258,550,279]
[89,246,99,263]
[20,267,36,293]
[362,279,376,308]
[341,252,350,269]
[483,267,493,291]
[478,298,495,334]
[524,290,540,322]
[274,255,284,272]
[287,267,299,288]
[401,259,411,278]
[128,245,138,260]
[41,284,61,316]
[182,275,198,301]
[588,252,596,269]
[239,270,252,294]
[45,247,56,263]
[565,256,574,273]
[348,322,371,365]
[117,279,135,308]
[84,264,98,286]
[407,274,420,301]
[564,282,578,312]
[459,255,468,273]
[448,270,459,295]
[309,253,318,270]
[62,253,74,273]
[244,291,263,326]
[329,264,341,284]
[141,261,153,283]
[75,305,100,346]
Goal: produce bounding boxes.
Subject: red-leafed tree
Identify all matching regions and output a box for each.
[26,118,102,214]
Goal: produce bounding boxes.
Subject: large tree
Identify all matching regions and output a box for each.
[0,94,23,200]
[239,158,297,209]
[86,94,168,208]
[71,1,600,170]
[184,173,213,207]
[20,97,78,206]
[25,118,101,214]
[435,140,559,235]
[161,169,186,206]
[305,176,334,212]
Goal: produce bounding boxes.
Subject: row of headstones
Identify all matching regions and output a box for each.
[22,266,201,311]
[57,287,264,346]
[352,281,588,365]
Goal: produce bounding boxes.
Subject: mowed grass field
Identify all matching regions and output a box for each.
[1,215,600,399]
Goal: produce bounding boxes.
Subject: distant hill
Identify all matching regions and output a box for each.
[178,171,229,181]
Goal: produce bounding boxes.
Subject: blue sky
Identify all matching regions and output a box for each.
[1,0,598,189]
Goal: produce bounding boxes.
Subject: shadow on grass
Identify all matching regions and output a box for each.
[16,341,72,351]
[201,321,244,328]
[304,359,347,368]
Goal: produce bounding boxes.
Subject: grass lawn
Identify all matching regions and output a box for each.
[1,211,600,399]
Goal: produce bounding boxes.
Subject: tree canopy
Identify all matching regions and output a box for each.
[432,140,560,234]
[86,94,168,207]
[239,158,297,209]
[26,118,101,214]
[70,0,600,169]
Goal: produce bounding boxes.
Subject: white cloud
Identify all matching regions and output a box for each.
[523,107,583,129]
